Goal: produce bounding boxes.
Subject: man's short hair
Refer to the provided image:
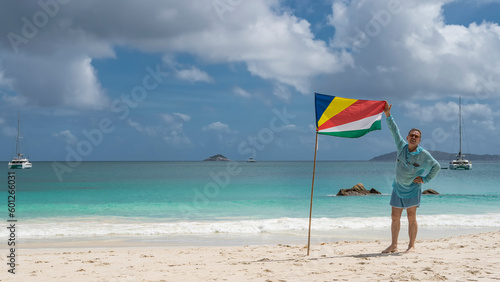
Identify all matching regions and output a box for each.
[408,128,422,138]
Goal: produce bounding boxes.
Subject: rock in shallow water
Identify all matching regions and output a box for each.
[336,183,381,196]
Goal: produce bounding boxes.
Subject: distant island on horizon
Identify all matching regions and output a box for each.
[370,151,500,161]
[204,154,230,161]
[201,151,500,162]
[4,153,499,162]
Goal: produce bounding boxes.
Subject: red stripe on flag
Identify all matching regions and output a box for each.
[317,100,385,131]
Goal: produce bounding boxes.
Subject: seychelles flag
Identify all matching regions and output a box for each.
[315,93,385,138]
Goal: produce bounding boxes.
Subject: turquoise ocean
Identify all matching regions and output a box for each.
[2,161,499,247]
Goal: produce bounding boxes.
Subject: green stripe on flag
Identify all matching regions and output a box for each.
[318,120,381,138]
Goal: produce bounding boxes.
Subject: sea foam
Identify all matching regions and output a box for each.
[11,214,500,239]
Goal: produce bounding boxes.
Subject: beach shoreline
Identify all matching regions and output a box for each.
[6,225,498,249]
[2,230,498,281]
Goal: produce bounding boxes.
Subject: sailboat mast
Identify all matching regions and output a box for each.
[15,111,20,157]
[458,97,462,158]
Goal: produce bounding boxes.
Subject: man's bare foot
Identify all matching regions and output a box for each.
[404,246,416,253]
[382,245,398,253]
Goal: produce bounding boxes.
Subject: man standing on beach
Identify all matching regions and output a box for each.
[382,102,440,253]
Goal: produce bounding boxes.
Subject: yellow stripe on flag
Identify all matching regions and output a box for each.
[317,97,357,128]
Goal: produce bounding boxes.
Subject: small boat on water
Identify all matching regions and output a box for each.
[247,157,257,163]
[8,112,32,169]
[449,97,471,170]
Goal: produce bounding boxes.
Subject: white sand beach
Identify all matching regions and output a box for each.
[2,230,499,281]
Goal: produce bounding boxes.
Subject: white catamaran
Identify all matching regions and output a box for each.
[8,112,32,169]
[449,97,471,170]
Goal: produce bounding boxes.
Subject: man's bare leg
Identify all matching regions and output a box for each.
[382,207,403,253]
[405,206,418,253]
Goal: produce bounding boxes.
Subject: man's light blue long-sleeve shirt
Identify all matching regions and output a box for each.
[386,115,440,198]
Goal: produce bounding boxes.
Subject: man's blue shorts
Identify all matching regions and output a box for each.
[390,190,421,209]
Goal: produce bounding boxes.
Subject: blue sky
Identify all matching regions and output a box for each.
[1,0,499,162]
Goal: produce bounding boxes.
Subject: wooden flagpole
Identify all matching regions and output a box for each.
[307,132,319,255]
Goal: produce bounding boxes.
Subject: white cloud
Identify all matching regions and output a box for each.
[233,86,252,98]
[163,2,348,93]
[174,113,191,122]
[175,66,213,83]
[202,121,230,132]
[324,0,500,101]
[162,56,212,83]
[2,54,108,109]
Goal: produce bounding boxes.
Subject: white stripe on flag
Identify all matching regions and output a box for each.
[318,113,383,133]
